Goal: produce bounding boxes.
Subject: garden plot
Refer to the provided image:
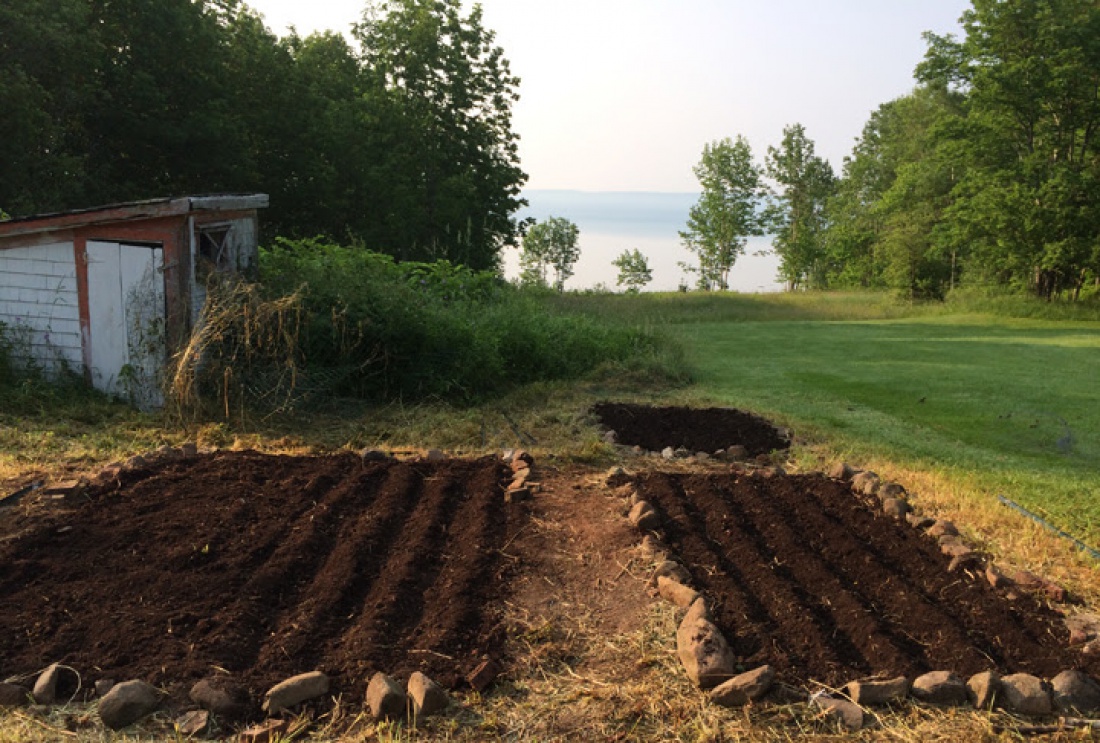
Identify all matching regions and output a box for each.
[0,451,524,716]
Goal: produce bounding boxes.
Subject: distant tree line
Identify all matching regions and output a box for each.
[685,0,1100,300]
[0,0,526,271]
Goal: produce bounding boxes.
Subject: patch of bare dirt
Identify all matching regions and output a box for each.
[592,402,789,455]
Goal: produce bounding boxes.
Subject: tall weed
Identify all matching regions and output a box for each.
[177,239,681,410]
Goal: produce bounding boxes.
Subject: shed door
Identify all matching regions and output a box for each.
[86,241,166,408]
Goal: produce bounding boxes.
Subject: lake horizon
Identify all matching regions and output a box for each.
[508,189,784,293]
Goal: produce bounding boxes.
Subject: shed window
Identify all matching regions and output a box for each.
[196,227,231,281]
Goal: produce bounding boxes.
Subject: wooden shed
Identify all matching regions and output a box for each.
[0,194,268,407]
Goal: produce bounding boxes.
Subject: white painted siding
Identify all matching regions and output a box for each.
[0,243,83,372]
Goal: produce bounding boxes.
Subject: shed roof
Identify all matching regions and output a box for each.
[0,194,269,239]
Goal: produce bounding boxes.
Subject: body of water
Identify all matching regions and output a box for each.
[505,190,783,292]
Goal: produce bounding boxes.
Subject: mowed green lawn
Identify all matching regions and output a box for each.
[677,311,1100,545]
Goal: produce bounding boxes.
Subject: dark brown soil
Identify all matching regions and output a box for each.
[592,402,789,455]
[0,451,524,712]
[637,470,1099,686]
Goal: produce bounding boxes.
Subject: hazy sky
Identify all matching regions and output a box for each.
[246,1,971,193]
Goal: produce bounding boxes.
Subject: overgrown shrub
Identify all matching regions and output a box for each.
[171,239,680,413]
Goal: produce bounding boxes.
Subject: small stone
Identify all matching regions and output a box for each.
[1042,581,1068,603]
[33,663,79,705]
[426,449,446,462]
[239,719,290,743]
[911,671,967,706]
[360,448,390,463]
[999,673,1052,716]
[674,447,691,458]
[1012,570,1044,589]
[407,672,448,717]
[95,679,116,698]
[1065,613,1100,645]
[986,564,1014,590]
[927,520,959,538]
[41,479,83,496]
[906,513,936,529]
[811,693,864,730]
[605,466,628,487]
[661,447,676,460]
[511,450,534,466]
[682,596,711,625]
[628,501,660,531]
[510,469,531,488]
[695,451,711,462]
[676,616,735,689]
[726,445,749,461]
[657,576,700,608]
[366,673,406,721]
[504,486,531,504]
[98,680,163,730]
[846,676,910,706]
[465,658,500,692]
[0,683,30,708]
[967,671,1000,709]
[941,540,974,558]
[640,535,667,560]
[828,462,855,481]
[1050,670,1100,713]
[124,455,148,470]
[176,709,210,737]
[262,671,330,715]
[851,471,880,496]
[509,458,530,473]
[709,665,776,707]
[180,442,199,458]
[878,482,907,500]
[882,497,910,519]
[648,560,692,589]
[602,430,618,445]
[949,552,984,573]
[190,677,250,719]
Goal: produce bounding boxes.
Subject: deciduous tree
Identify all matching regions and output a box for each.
[612,249,653,293]
[519,217,580,291]
[680,137,763,291]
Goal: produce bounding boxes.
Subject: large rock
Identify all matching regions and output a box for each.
[262,671,330,715]
[366,672,406,721]
[98,680,163,730]
[407,671,448,718]
[967,671,1000,710]
[998,673,1051,716]
[676,616,735,689]
[846,676,909,706]
[709,665,776,707]
[911,671,967,706]
[0,683,30,708]
[682,596,711,625]
[811,693,864,730]
[32,663,79,705]
[190,677,250,719]
[927,520,959,538]
[657,576,699,608]
[1050,670,1100,714]
[1065,613,1100,645]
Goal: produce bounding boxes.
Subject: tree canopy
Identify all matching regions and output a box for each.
[519,217,581,291]
[0,0,526,271]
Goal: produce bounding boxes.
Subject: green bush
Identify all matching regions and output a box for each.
[255,239,677,403]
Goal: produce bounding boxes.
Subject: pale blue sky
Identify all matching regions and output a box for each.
[247,1,971,192]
